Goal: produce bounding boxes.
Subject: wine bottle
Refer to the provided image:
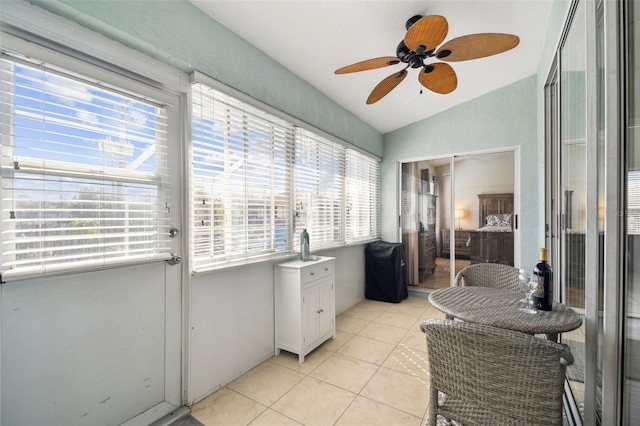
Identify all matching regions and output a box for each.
[532,247,553,311]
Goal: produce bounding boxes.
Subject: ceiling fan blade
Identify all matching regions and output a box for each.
[335,57,401,74]
[404,15,448,52]
[366,70,408,104]
[435,33,520,62]
[418,63,457,94]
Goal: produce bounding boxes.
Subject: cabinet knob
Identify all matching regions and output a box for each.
[310,272,315,276]
[324,268,328,271]
[317,309,324,314]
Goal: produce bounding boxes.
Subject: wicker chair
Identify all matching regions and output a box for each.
[454,262,521,292]
[420,319,573,426]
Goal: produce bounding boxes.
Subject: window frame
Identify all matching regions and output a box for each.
[0,47,177,281]
[189,72,380,274]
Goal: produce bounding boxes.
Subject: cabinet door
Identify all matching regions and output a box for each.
[302,285,319,348]
[317,277,334,337]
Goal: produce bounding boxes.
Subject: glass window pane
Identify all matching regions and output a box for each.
[0,54,171,279]
[559,0,587,416]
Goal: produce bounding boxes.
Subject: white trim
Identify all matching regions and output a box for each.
[1,253,172,283]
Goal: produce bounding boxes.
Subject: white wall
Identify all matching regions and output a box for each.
[188,244,365,403]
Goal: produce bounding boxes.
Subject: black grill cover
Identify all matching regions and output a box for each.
[365,241,407,303]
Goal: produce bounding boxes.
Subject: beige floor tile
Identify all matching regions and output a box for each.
[381,346,430,380]
[310,353,379,393]
[402,296,431,308]
[191,388,267,426]
[191,298,443,426]
[335,395,423,426]
[226,361,305,406]
[248,408,302,426]
[318,329,353,352]
[337,335,395,365]
[340,304,384,321]
[357,321,408,345]
[335,314,369,334]
[272,376,356,426]
[374,311,421,329]
[385,302,428,318]
[422,305,447,319]
[353,299,390,312]
[399,327,429,352]
[360,367,430,418]
[270,347,333,374]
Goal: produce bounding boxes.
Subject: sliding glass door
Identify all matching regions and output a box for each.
[546,0,639,423]
[400,150,517,291]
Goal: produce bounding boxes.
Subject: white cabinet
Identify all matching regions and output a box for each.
[274,256,335,363]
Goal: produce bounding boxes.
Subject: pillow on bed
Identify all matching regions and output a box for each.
[486,213,511,227]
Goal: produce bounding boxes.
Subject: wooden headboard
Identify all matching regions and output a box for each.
[477,193,514,228]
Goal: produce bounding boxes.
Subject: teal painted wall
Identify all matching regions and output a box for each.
[25,0,383,156]
[381,76,539,266]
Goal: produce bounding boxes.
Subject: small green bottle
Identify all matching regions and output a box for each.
[300,229,310,260]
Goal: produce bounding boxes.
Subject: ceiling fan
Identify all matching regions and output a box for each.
[334,15,520,104]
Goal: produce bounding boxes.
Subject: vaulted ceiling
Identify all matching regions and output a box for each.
[190,1,556,134]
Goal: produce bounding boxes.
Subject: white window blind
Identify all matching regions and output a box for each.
[0,53,171,280]
[191,82,293,271]
[190,74,380,272]
[628,170,640,235]
[345,149,380,243]
[294,128,345,252]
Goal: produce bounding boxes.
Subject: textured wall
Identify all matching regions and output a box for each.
[381,76,539,266]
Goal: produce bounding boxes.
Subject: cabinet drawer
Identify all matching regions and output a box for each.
[300,261,333,284]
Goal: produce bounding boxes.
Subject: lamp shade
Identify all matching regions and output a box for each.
[454,209,465,219]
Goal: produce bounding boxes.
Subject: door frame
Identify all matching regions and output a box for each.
[397,146,522,288]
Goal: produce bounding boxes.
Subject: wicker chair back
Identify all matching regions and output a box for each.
[454,262,521,292]
[420,319,573,426]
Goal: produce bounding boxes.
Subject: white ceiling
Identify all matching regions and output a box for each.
[190,1,555,134]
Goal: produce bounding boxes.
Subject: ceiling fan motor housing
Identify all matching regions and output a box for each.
[405,15,423,30]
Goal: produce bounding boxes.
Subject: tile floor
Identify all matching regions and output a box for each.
[190,296,446,426]
[415,257,470,290]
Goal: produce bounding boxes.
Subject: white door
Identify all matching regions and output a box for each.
[302,285,319,348]
[317,277,334,337]
[0,38,184,425]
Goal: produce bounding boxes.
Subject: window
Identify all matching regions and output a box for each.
[294,128,345,251]
[0,52,172,280]
[345,149,380,244]
[190,75,380,273]
[191,82,293,270]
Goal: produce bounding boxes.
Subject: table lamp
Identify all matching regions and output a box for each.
[455,209,465,230]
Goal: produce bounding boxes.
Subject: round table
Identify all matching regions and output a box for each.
[428,286,583,341]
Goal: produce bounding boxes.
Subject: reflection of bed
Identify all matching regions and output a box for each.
[469,193,514,266]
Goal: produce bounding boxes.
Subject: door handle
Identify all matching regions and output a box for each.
[167,253,182,265]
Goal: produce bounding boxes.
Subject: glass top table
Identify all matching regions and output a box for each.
[428,286,583,341]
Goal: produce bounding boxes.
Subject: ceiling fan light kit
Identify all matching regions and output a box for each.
[335,14,520,104]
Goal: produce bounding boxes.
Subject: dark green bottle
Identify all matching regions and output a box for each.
[532,247,553,311]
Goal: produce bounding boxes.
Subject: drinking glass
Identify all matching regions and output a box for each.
[518,268,531,303]
[519,275,538,314]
